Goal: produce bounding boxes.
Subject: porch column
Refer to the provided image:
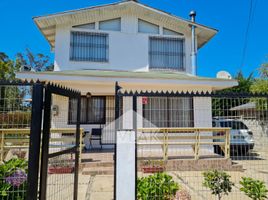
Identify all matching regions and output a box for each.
[193,97,212,127]
[123,96,133,129]
[116,130,136,200]
[193,97,213,151]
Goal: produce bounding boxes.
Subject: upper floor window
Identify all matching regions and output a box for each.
[99,18,121,31]
[70,31,109,62]
[163,28,183,36]
[72,22,95,30]
[149,37,184,71]
[138,19,159,34]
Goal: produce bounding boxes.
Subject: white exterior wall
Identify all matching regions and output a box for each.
[54,15,192,73]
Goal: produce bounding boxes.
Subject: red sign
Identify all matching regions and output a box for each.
[142,97,148,105]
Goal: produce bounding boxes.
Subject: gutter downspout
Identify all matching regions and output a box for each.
[190,11,197,75]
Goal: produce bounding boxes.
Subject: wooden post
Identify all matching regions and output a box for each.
[163,129,168,162]
[225,130,230,158]
[0,131,4,162]
[79,129,83,164]
[194,130,200,160]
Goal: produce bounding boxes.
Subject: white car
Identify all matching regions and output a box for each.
[212,119,254,155]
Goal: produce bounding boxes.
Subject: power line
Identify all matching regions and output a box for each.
[240,0,258,69]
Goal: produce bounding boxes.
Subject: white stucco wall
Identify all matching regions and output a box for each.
[54,15,192,73]
[193,97,212,128]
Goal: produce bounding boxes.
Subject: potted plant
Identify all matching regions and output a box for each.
[137,173,180,200]
[203,170,234,200]
[240,177,268,200]
[48,157,74,174]
[141,160,165,173]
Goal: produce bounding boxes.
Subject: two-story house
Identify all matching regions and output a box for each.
[17,0,237,147]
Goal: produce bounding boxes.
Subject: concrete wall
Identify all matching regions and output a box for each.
[54,15,192,73]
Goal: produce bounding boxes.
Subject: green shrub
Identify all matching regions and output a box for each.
[0,112,31,128]
[240,177,268,200]
[0,158,28,199]
[137,172,179,200]
[203,170,234,200]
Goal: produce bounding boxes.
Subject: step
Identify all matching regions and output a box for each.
[81,161,114,168]
[82,166,114,175]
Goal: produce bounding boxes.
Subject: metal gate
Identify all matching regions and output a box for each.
[0,81,81,200]
[115,83,268,200]
[39,83,81,200]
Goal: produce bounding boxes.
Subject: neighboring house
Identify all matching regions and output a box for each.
[230,102,268,137]
[16,0,238,145]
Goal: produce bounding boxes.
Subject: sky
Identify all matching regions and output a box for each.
[0,0,267,78]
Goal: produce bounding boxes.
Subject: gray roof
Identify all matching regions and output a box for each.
[23,69,235,82]
[230,102,256,111]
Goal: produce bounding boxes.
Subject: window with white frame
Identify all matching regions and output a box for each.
[143,97,194,128]
[72,22,95,30]
[138,19,159,34]
[70,31,109,62]
[99,18,121,31]
[163,28,183,36]
[149,37,184,71]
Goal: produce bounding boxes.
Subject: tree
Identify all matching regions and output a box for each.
[213,71,254,117]
[250,61,268,94]
[259,61,268,79]
[15,48,54,72]
[0,53,17,80]
[0,49,53,113]
[203,170,234,200]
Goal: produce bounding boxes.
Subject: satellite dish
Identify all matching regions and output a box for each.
[216,71,232,79]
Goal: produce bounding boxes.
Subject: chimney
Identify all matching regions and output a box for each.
[189,11,197,75]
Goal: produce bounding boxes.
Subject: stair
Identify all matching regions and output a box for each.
[81,161,114,175]
[138,158,244,172]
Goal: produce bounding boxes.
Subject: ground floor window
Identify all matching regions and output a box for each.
[69,96,106,124]
[143,97,194,127]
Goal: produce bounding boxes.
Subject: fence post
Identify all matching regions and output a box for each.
[116,130,136,200]
[27,83,44,200]
[114,81,122,200]
[39,85,52,200]
[74,95,81,200]
[133,95,137,199]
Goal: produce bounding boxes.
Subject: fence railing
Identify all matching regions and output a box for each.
[0,128,84,163]
[137,127,231,160]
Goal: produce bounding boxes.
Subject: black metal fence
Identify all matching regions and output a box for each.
[116,85,268,200]
[0,82,33,200]
[0,81,81,200]
[39,84,81,200]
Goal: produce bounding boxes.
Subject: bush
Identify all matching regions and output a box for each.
[137,172,179,200]
[0,158,28,199]
[203,170,234,200]
[240,177,268,200]
[0,112,31,128]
